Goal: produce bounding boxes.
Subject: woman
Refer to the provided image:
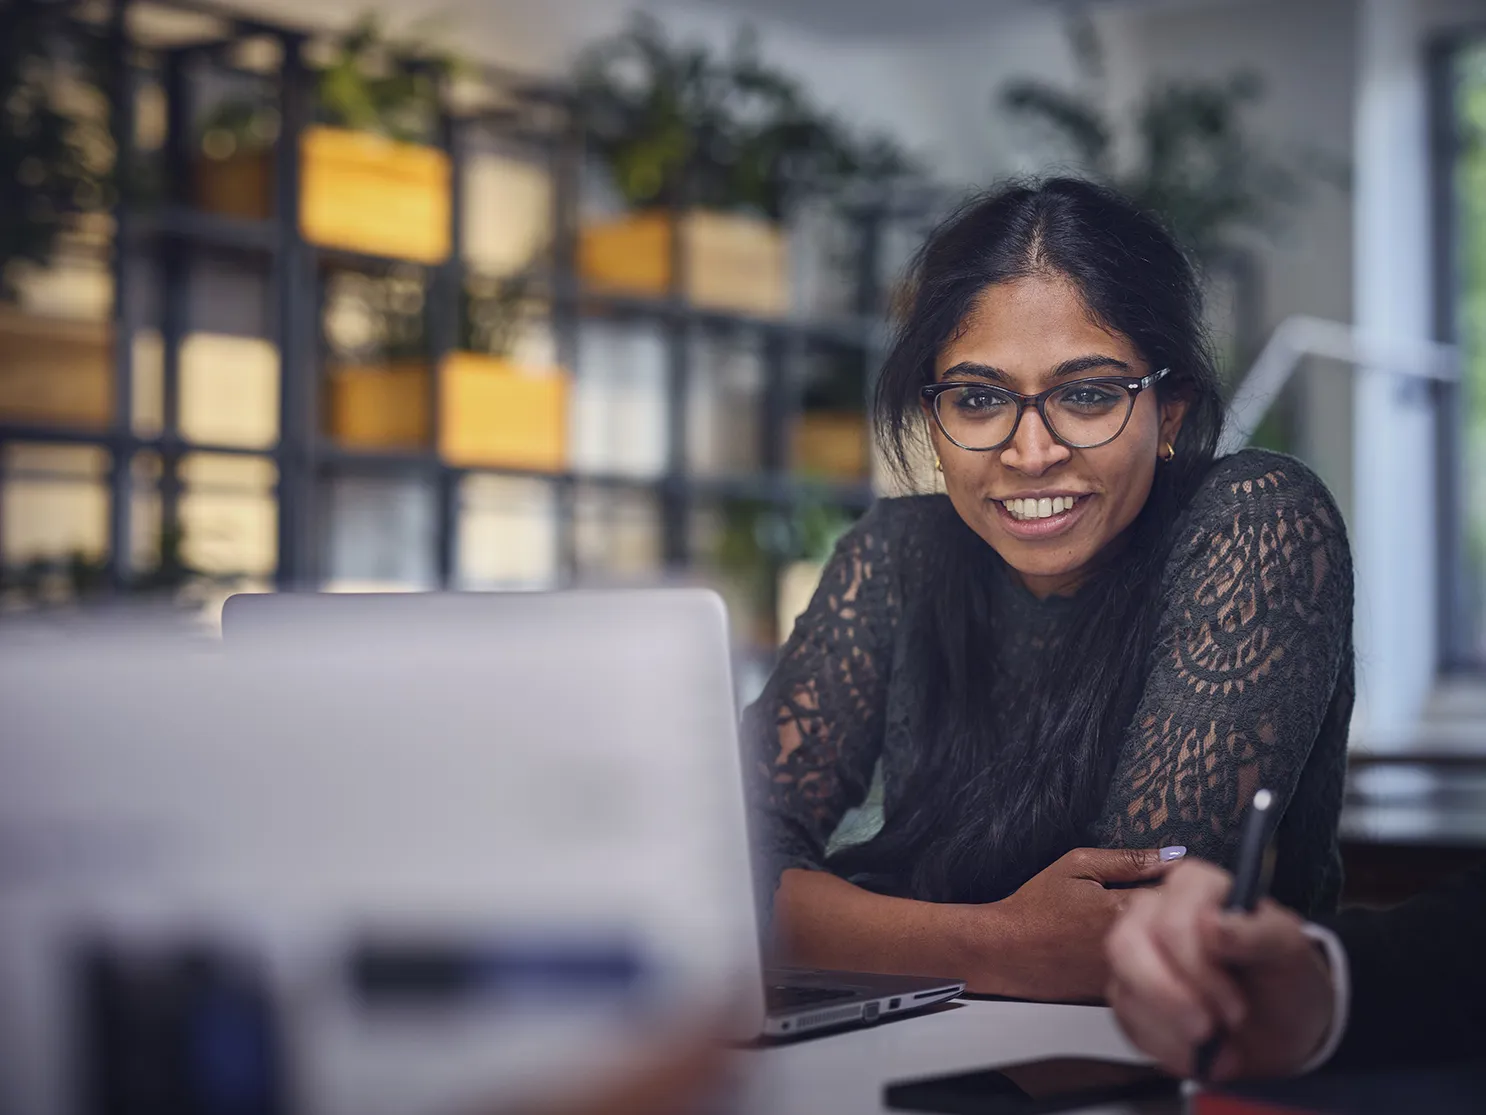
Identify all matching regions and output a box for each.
[742,178,1354,1003]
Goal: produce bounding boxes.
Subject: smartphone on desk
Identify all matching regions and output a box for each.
[885,1055,1182,1114]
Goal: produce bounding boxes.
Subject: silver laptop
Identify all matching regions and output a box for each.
[221,588,965,1039]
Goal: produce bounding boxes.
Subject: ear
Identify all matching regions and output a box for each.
[1158,395,1190,448]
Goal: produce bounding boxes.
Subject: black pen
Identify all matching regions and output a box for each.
[1193,787,1275,1081]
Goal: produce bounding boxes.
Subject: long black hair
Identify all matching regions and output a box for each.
[833,177,1226,904]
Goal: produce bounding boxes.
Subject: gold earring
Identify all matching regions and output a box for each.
[1161,440,1176,462]
[934,455,943,473]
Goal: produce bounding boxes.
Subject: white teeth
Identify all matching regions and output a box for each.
[1003,495,1080,521]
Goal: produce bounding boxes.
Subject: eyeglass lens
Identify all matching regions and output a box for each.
[934,381,1135,449]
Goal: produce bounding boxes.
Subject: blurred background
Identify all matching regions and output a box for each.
[2,0,1485,897]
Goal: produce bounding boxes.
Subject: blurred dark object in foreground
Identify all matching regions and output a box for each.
[76,939,284,1115]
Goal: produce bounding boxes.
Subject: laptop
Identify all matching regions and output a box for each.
[220,588,965,1039]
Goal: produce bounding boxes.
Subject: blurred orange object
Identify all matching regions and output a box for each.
[579,210,787,316]
[0,308,112,428]
[792,411,868,479]
[326,362,429,450]
[196,150,273,220]
[300,126,451,263]
[439,353,568,472]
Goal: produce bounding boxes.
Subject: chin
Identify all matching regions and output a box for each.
[993,542,1096,593]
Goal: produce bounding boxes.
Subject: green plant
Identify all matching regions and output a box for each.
[0,0,115,300]
[461,271,534,358]
[575,14,919,219]
[314,15,460,145]
[997,14,1324,272]
[199,98,280,161]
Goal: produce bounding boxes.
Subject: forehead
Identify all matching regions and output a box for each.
[936,276,1140,382]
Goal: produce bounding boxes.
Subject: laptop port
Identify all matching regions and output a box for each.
[863,1002,880,1022]
[888,998,901,1010]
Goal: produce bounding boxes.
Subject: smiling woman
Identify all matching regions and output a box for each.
[741,178,1354,1003]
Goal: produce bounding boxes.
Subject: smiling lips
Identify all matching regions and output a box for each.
[1000,494,1085,522]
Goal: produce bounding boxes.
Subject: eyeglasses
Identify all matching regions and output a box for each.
[919,368,1170,452]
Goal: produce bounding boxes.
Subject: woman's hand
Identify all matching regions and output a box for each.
[1105,859,1336,1080]
[970,847,1173,1002]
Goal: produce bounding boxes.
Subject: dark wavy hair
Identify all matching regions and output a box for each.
[830,177,1226,904]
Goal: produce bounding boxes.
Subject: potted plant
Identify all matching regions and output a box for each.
[299,15,460,263]
[325,262,570,471]
[440,270,569,472]
[0,0,114,301]
[573,14,918,317]
[715,494,855,647]
[194,99,279,220]
[997,12,1339,387]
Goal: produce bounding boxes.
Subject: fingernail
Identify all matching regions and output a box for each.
[1159,846,1187,863]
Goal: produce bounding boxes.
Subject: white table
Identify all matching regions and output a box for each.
[744,998,1152,1115]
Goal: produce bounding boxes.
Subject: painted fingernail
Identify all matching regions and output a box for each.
[1159,846,1187,862]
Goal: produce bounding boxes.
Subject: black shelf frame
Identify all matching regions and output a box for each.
[3,0,912,642]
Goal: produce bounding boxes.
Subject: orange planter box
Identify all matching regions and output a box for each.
[196,151,273,220]
[0,308,112,428]
[439,353,568,472]
[326,363,429,450]
[579,209,788,317]
[792,411,869,479]
[300,126,451,264]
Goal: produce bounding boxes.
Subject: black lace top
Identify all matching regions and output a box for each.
[742,449,1354,921]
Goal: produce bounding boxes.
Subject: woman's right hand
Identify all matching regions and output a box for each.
[966,846,1175,1002]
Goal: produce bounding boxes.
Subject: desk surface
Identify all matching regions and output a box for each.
[746,998,1148,1115]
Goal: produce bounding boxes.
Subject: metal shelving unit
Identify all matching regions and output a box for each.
[2,0,921,645]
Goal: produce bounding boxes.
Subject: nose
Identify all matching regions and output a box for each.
[999,407,1072,476]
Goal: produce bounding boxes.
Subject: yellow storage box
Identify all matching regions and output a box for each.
[300,126,451,264]
[439,353,568,472]
[0,308,112,428]
[579,209,788,317]
[792,411,869,480]
[197,150,274,220]
[326,363,429,450]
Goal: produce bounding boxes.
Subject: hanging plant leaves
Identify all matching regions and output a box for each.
[575,13,922,218]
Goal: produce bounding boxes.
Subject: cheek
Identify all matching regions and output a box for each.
[1098,443,1158,525]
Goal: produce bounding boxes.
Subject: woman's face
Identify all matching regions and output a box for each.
[927,275,1189,598]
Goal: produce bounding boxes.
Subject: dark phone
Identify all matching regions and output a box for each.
[885,1056,1180,1114]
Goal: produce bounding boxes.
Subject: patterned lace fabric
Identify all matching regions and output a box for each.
[740,449,1354,921]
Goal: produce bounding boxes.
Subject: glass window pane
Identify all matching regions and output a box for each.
[687,334,762,476]
[0,443,109,569]
[179,333,280,448]
[572,322,667,478]
[462,147,551,276]
[574,485,662,581]
[323,473,436,591]
[458,474,558,589]
[178,453,278,577]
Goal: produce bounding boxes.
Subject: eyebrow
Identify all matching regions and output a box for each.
[940,354,1134,384]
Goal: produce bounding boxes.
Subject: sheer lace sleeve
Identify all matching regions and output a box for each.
[1092,454,1353,885]
[739,501,903,920]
